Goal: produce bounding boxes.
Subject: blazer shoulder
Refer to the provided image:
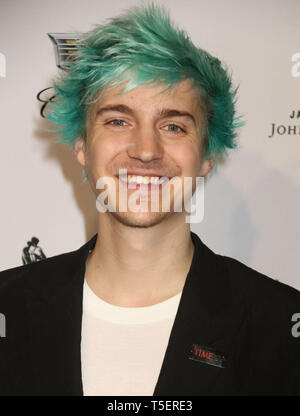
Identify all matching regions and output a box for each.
[218,253,300,309]
[0,248,79,293]
[0,234,97,301]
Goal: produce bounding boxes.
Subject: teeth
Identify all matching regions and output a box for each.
[119,175,169,185]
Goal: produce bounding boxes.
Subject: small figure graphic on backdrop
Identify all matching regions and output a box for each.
[22,237,46,264]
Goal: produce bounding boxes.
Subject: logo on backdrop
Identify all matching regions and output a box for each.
[268,110,300,138]
[22,237,47,265]
[37,33,81,118]
[48,33,81,69]
[268,55,300,138]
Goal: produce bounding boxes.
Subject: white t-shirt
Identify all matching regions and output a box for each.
[81,279,182,396]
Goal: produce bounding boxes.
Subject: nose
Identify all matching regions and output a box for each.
[127,124,164,163]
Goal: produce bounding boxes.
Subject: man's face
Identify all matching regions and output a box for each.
[75,79,214,228]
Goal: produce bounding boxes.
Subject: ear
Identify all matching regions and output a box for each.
[74,138,86,167]
[199,157,215,177]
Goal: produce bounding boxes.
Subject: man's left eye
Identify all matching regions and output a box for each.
[163,124,184,133]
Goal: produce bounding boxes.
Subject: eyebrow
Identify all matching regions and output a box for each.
[96,104,197,126]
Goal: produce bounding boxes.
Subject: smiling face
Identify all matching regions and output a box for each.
[74,79,214,228]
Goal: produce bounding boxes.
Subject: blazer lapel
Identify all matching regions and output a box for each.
[24,236,96,395]
[153,232,249,396]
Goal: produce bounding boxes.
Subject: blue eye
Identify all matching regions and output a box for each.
[109,119,127,126]
[164,124,184,133]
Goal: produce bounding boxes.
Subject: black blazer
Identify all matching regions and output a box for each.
[0,231,299,396]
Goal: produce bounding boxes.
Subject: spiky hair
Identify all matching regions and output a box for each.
[46,3,243,160]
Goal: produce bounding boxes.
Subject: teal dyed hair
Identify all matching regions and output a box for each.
[46,3,243,161]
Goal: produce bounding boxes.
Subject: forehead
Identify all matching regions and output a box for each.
[89,79,204,120]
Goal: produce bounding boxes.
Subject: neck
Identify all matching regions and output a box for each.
[85,212,194,307]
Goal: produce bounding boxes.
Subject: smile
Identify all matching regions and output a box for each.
[118,175,169,185]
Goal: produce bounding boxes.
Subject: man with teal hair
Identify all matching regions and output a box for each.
[0,3,299,396]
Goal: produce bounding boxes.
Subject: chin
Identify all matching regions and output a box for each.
[109,210,173,229]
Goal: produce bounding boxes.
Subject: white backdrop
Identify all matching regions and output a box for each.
[0,0,299,290]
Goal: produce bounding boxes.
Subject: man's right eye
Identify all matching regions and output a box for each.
[107,119,128,127]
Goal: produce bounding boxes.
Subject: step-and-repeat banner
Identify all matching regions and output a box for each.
[0,0,299,289]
